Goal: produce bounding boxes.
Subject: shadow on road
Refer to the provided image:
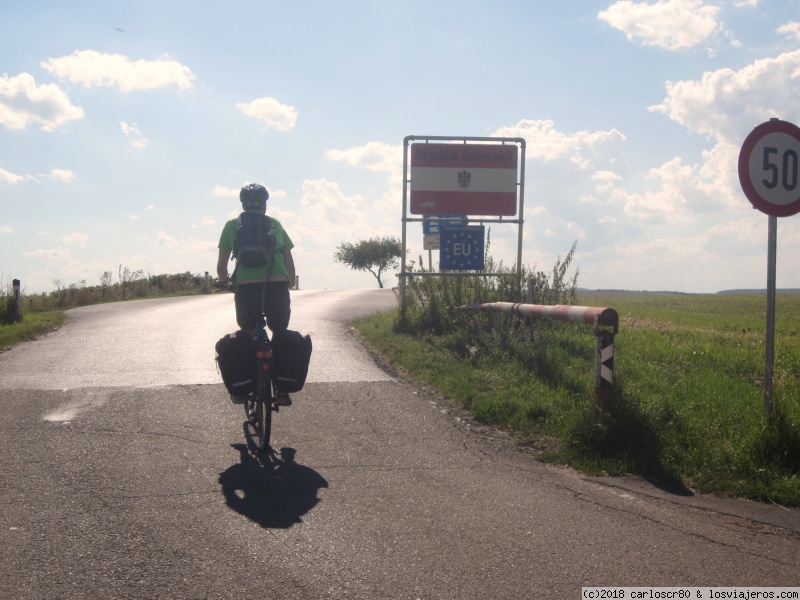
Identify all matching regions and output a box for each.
[219,444,328,529]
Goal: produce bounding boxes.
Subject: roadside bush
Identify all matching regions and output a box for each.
[400,241,578,338]
[1,292,15,325]
[16,267,209,313]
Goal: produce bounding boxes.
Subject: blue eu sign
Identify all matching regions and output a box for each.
[423,214,460,235]
[440,225,485,270]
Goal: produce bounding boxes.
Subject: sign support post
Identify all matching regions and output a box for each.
[738,117,800,423]
[765,215,777,422]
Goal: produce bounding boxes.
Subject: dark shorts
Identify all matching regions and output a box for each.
[234,281,291,334]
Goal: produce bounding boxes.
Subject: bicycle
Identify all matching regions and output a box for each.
[245,324,281,453]
[214,282,281,454]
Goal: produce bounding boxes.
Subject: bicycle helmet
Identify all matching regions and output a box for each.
[239,183,269,208]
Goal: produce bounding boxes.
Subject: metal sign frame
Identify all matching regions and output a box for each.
[399,135,526,310]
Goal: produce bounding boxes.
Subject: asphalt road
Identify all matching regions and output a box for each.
[0,289,798,599]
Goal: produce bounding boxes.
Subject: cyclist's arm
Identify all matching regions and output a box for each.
[284,249,296,289]
[217,248,232,285]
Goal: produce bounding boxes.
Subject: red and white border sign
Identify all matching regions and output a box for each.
[738,119,800,217]
[410,143,518,216]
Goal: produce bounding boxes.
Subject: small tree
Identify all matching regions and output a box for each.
[334,236,402,288]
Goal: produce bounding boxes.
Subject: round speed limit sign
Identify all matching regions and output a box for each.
[738,119,800,217]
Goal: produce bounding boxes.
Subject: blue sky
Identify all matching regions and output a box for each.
[2,0,800,294]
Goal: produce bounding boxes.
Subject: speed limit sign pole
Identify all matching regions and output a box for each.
[738,117,800,423]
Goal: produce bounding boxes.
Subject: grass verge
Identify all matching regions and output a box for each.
[354,292,800,506]
[0,311,67,351]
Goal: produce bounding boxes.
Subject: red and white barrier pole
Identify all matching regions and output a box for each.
[459,302,618,411]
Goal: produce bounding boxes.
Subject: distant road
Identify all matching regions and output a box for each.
[0,289,396,390]
[1,289,798,599]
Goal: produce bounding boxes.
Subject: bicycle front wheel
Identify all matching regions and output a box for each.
[253,398,272,452]
[253,370,273,452]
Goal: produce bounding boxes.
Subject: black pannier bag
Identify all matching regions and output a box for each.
[215,330,256,397]
[271,329,312,393]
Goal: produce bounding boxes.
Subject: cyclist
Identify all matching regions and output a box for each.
[217,182,296,406]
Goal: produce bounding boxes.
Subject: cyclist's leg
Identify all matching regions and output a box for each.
[235,282,267,338]
[229,284,263,406]
[261,281,292,406]
[261,281,291,335]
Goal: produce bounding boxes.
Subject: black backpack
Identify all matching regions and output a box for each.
[233,212,277,269]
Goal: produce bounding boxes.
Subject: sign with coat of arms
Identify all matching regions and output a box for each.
[409,143,518,216]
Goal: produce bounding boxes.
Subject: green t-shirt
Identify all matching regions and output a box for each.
[218,214,294,284]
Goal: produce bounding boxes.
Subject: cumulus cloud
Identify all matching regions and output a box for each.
[294,178,376,250]
[0,167,25,185]
[121,122,149,148]
[618,49,800,228]
[777,21,800,41]
[325,141,404,188]
[325,142,403,176]
[192,217,216,228]
[41,50,196,91]
[605,139,743,225]
[1,225,12,234]
[1,167,73,184]
[612,157,698,223]
[61,233,89,247]
[236,97,298,131]
[593,211,771,292]
[300,179,365,227]
[598,0,722,50]
[592,171,623,194]
[0,73,84,131]
[50,169,74,182]
[288,178,399,288]
[471,114,739,242]
[649,50,800,143]
[494,119,626,170]
[213,185,240,197]
[25,247,72,261]
[157,231,178,246]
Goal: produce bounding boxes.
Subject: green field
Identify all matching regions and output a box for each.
[355,290,800,506]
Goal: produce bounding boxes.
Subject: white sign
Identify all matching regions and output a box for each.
[739,119,800,217]
[410,143,518,216]
[423,235,440,250]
